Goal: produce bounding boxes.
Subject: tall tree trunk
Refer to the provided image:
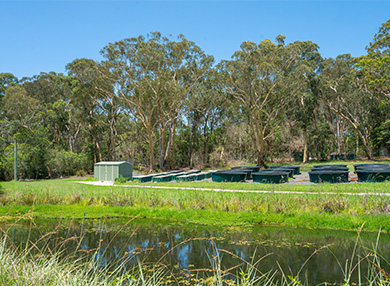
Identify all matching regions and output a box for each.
[69,135,73,153]
[336,115,341,155]
[107,135,112,161]
[163,123,176,169]
[112,133,117,161]
[303,126,309,163]
[158,126,164,171]
[356,135,359,155]
[163,126,172,170]
[326,104,372,160]
[256,151,267,168]
[94,140,102,163]
[362,137,372,160]
[189,124,194,168]
[250,113,267,168]
[170,125,177,169]
[203,117,208,165]
[54,122,59,150]
[147,124,154,172]
[207,116,216,164]
[256,134,268,168]
[107,115,117,161]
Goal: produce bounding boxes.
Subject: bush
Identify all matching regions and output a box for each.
[372,119,390,151]
[47,150,90,178]
[309,122,333,161]
[115,174,128,184]
[1,128,52,180]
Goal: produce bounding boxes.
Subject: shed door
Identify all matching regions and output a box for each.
[100,165,105,181]
[105,165,109,181]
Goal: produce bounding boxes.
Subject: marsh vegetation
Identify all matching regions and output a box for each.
[1,178,390,232]
[1,218,390,285]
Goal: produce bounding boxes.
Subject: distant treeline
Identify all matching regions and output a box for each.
[1,21,390,180]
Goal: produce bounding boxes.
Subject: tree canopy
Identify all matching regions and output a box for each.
[1,22,390,180]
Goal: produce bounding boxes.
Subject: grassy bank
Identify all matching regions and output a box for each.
[1,177,390,232]
[3,204,390,232]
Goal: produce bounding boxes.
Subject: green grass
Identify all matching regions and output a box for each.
[124,179,390,194]
[2,175,390,232]
[1,158,390,233]
[4,204,390,232]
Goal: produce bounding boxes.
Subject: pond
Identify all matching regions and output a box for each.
[1,218,389,285]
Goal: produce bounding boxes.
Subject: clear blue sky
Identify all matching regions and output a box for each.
[1,0,389,79]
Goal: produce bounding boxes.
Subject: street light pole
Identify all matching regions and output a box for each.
[14,136,17,181]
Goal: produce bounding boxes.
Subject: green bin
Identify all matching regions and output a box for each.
[252,172,289,184]
[308,171,349,183]
[356,170,390,182]
[212,171,247,182]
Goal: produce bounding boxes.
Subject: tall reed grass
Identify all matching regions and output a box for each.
[0,218,389,285]
[3,179,390,232]
[3,180,390,217]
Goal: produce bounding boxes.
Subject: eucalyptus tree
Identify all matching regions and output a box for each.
[0,73,18,176]
[220,36,301,166]
[284,40,322,162]
[354,19,390,155]
[356,19,390,102]
[0,75,50,179]
[0,73,18,101]
[100,32,213,171]
[185,68,228,166]
[20,72,74,150]
[66,58,125,162]
[3,85,42,133]
[66,59,103,161]
[319,55,376,159]
[21,72,71,104]
[1,84,52,179]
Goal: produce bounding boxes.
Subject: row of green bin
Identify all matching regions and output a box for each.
[211,165,300,184]
[176,171,217,182]
[308,164,349,183]
[132,170,182,183]
[354,163,390,182]
[133,170,216,183]
[308,163,390,183]
[133,163,390,184]
[252,165,300,184]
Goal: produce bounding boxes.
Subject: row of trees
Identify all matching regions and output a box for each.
[1,20,389,180]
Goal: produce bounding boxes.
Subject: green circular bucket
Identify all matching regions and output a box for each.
[308,170,349,183]
[252,172,289,184]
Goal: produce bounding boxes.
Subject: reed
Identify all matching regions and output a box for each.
[0,217,390,285]
[3,179,390,231]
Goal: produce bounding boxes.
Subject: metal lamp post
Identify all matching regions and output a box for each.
[14,136,17,181]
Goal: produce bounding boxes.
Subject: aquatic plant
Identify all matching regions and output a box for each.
[0,217,389,285]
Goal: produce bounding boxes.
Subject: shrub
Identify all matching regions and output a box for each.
[47,150,90,178]
[115,174,128,184]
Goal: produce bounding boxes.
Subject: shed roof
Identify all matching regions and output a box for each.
[94,161,130,165]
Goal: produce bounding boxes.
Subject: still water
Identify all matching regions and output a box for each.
[1,219,389,285]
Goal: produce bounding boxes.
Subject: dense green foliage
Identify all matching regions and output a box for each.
[1,21,390,179]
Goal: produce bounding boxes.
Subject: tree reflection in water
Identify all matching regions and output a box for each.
[1,219,390,285]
